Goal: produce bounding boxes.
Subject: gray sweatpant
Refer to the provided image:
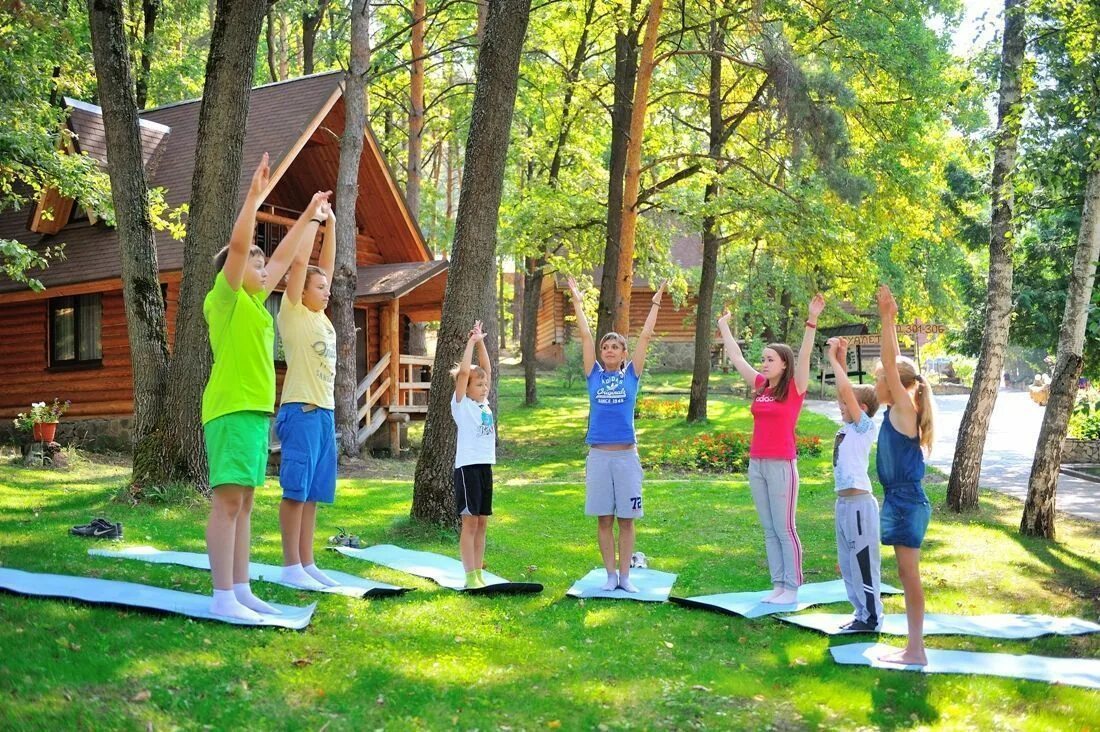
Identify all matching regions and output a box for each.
[835,492,883,625]
[747,458,803,590]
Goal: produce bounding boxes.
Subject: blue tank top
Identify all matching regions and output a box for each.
[585,362,639,445]
[876,408,925,490]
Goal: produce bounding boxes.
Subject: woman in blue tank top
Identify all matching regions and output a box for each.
[567,276,666,593]
[874,285,937,666]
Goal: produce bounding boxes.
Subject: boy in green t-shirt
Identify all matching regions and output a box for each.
[203,152,332,621]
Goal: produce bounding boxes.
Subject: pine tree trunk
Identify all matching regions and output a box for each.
[334,0,370,460]
[136,0,269,492]
[301,2,323,75]
[687,14,723,424]
[406,0,426,218]
[86,0,170,483]
[947,0,1027,512]
[135,0,159,108]
[1021,168,1100,537]
[595,0,639,340]
[613,0,663,336]
[265,7,279,81]
[412,0,532,528]
[521,256,544,406]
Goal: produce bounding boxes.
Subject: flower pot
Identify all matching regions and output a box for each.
[33,422,58,442]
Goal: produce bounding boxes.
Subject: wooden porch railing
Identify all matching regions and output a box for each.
[355,352,390,445]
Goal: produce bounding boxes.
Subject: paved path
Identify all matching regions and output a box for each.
[806,390,1099,522]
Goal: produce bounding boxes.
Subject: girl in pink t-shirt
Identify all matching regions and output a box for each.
[717,293,824,604]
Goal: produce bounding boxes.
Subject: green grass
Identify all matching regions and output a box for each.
[1,373,1098,730]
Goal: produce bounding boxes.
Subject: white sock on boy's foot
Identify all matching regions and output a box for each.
[210,589,263,622]
[303,563,340,587]
[601,571,619,592]
[280,563,326,591]
[233,583,281,614]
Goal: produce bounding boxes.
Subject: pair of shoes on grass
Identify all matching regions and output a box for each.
[70,517,123,539]
[327,527,360,548]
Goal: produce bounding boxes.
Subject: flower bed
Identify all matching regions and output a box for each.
[643,431,822,473]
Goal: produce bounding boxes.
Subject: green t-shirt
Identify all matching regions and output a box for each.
[201,271,275,425]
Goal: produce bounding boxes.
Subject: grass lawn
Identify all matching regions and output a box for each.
[1,372,1098,730]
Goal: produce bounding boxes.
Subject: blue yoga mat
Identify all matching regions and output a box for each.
[830,642,1100,690]
[89,546,409,597]
[566,568,677,602]
[780,612,1100,638]
[332,544,542,594]
[670,579,902,619]
[0,567,315,629]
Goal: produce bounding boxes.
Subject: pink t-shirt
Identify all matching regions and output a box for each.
[749,374,806,460]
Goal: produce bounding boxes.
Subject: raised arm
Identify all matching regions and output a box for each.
[281,198,327,303]
[717,309,760,386]
[223,153,270,290]
[877,285,918,435]
[827,337,864,423]
[454,321,484,403]
[632,280,666,375]
[264,191,330,298]
[567,276,596,376]
[318,201,336,282]
[794,293,825,395]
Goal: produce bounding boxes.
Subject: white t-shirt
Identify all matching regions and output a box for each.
[451,394,496,468]
[832,412,876,493]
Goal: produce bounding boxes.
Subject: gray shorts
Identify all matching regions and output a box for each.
[585,447,643,518]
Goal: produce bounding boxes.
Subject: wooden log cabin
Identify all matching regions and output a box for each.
[0,72,446,454]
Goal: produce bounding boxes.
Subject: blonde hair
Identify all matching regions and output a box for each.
[877,356,936,453]
[597,331,629,368]
[852,384,880,419]
[304,265,327,286]
[450,364,487,381]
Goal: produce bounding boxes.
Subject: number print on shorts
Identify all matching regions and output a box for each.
[631,497,642,510]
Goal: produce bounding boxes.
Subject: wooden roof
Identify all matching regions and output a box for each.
[0,72,431,295]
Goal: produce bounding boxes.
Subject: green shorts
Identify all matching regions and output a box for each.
[204,411,270,489]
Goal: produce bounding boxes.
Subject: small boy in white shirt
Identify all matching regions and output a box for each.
[450,320,495,589]
[826,337,883,631]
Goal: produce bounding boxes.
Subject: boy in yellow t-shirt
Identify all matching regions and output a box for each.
[202,152,332,621]
[274,201,339,589]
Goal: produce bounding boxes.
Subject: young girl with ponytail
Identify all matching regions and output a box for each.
[874,284,937,665]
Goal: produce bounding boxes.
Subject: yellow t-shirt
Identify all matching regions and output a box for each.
[201,271,276,424]
[277,297,336,409]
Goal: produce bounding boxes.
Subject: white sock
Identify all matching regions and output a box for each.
[764,588,798,605]
[280,563,326,591]
[233,583,281,614]
[601,570,619,591]
[303,563,340,587]
[210,589,263,622]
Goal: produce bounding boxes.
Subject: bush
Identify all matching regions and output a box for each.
[558,341,584,389]
[642,431,822,473]
[1069,389,1100,440]
[635,397,685,420]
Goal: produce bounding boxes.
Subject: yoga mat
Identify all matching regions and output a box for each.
[670,579,902,619]
[0,567,315,629]
[830,642,1100,690]
[332,544,542,594]
[89,546,409,598]
[780,612,1100,638]
[566,568,677,602]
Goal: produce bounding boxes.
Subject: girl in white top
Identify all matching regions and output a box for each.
[450,320,496,588]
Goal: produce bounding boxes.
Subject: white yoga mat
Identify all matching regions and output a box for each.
[0,567,315,629]
[566,568,677,602]
[89,546,409,597]
[332,544,542,594]
[780,612,1100,638]
[830,642,1100,690]
[671,579,902,619]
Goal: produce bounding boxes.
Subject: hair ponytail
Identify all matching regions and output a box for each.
[912,373,936,454]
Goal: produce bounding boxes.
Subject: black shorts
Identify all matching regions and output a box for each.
[455,464,493,516]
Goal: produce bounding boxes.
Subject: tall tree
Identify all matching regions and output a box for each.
[947,0,1029,512]
[301,0,324,75]
[134,0,160,108]
[412,0,532,526]
[406,0,426,218]
[132,0,271,490]
[333,0,369,459]
[1021,168,1100,537]
[594,0,640,340]
[85,0,170,448]
[613,0,662,335]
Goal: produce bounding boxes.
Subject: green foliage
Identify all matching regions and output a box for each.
[1068,389,1100,440]
[634,397,685,420]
